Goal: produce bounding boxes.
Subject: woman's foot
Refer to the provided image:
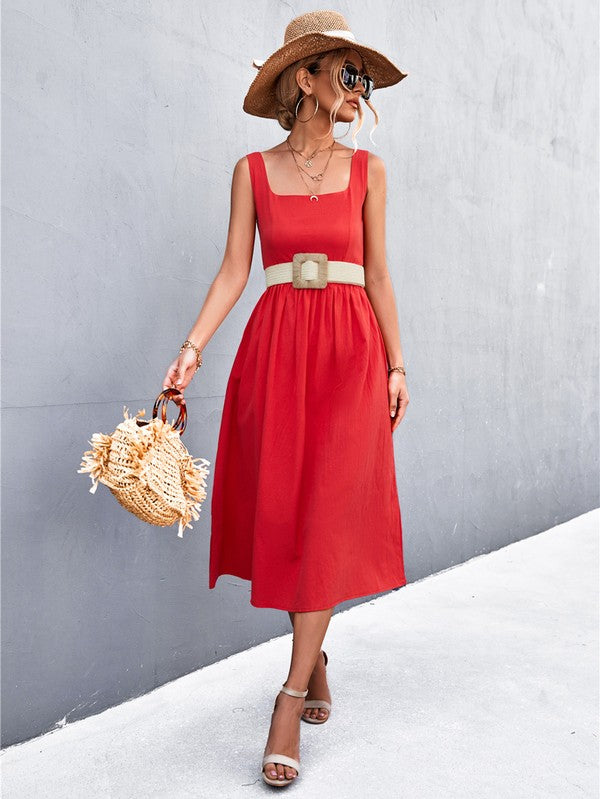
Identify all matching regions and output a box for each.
[262,689,304,782]
[302,650,331,722]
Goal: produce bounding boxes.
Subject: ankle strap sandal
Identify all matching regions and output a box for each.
[262,684,308,787]
[302,650,332,724]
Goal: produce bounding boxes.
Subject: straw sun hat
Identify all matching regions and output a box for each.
[243,10,407,119]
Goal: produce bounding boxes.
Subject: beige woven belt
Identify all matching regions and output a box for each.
[264,252,365,289]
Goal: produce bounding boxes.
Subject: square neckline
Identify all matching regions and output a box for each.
[257,149,359,198]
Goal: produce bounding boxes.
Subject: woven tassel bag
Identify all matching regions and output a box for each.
[78,389,210,538]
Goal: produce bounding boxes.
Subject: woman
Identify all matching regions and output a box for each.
[162,10,410,787]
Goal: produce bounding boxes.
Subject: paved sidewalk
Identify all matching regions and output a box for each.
[2,510,598,799]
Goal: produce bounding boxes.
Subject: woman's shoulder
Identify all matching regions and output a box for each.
[236,150,260,163]
[359,148,384,163]
[362,150,386,195]
[361,149,386,171]
[344,146,384,174]
[230,153,262,193]
[232,151,265,179]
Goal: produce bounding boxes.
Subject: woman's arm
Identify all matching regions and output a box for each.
[162,155,256,391]
[363,152,409,429]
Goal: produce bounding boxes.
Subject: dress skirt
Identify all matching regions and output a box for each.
[208,148,407,611]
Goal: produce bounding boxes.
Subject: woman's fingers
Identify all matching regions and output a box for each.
[163,352,198,392]
[388,377,400,417]
[162,363,180,391]
[388,375,409,431]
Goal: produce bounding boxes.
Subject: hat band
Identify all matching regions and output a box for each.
[320,29,357,41]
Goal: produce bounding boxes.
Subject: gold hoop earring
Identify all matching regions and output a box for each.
[295,94,319,122]
[333,121,352,139]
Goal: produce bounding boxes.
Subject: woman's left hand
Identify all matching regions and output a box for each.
[388,372,409,432]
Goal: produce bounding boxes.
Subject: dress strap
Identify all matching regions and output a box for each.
[357,148,369,202]
[246,152,268,220]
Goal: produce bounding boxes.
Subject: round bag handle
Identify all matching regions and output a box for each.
[152,388,187,434]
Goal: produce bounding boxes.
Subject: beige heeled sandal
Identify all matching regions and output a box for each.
[262,684,308,787]
[301,650,332,724]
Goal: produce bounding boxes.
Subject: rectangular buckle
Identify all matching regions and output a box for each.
[292,253,328,289]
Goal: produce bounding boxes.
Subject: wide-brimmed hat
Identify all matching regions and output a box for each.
[243,10,407,120]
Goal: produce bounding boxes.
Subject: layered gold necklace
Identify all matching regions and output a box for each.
[285,136,336,202]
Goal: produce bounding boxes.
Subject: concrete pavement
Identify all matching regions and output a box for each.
[2,509,598,799]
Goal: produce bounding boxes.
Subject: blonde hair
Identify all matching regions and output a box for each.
[274,48,380,150]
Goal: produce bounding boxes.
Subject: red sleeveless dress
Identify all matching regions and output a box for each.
[208,148,407,611]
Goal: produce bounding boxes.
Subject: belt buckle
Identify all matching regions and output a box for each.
[292,253,328,289]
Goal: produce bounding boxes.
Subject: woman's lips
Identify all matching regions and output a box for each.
[347,100,358,109]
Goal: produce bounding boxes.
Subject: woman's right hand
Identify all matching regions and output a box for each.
[162,348,200,394]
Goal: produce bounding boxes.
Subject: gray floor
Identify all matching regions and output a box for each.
[2,510,598,799]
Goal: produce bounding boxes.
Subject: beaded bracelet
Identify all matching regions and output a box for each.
[180,339,203,371]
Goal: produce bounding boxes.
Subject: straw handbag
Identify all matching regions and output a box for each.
[77,388,210,537]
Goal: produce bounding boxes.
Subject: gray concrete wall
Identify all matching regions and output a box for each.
[1,0,597,748]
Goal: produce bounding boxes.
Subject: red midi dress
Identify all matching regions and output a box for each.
[208,148,407,611]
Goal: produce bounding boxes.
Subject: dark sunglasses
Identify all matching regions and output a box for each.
[340,62,374,100]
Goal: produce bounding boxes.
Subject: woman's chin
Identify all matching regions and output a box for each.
[336,109,357,122]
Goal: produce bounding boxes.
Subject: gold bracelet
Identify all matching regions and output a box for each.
[388,365,406,376]
[180,339,203,371]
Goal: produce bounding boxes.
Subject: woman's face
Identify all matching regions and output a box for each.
[302,49,367,121]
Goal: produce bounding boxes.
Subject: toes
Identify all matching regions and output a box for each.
[302,705,330,720]
[264,762,296,781]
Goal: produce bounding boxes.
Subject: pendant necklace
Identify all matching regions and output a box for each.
[286,135,331,167]
[285,138,336,202]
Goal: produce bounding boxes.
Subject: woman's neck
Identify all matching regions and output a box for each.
[286,126,335,156]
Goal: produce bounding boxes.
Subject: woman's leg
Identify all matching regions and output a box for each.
[263,606,334,782]
[288,610,332,721]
